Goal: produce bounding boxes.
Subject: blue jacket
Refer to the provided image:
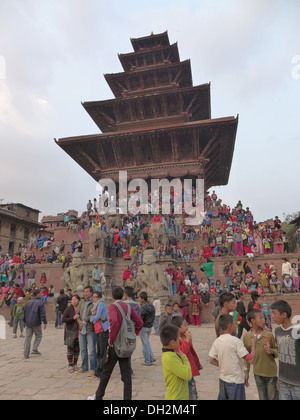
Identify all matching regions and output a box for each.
[24,297,47,327]
[89,301,109,332]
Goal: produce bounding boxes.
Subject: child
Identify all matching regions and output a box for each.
[171,317,203,400]
[291,263,299,292]
[271,300,300,400]
[160,324,192,400]
[93,280,101,292]
[48,285,55,298]
[12,297,25,338]
[153,294,161,336]
[190,290,202,326]
[236,291,250,339]
[243,309,278,400]
[261,295,272,331]
[209,313,257,400]
[159,304,173,330]
[40,272,47,286]
[171,302,182,318]
[179,291,192,324]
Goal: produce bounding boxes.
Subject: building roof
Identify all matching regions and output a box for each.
[130,31,170,52]
[0,208,46,228]
[0,203,40,213]
[82,83,211,133]
[56,115,238,190]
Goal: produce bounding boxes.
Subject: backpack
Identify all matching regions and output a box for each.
[113,302,136,358]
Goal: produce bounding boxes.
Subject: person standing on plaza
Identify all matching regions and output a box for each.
[23,289,47,359]
[209,313,257,400]
[77,286,98,375]
[123,286,140,315]
[160,324,192,400]
[215,292,237,337]
[236,291,250,339]
[171,316,203,400]
[153,294,161,336]
[62,294,81,373]
[243,309,278,400]
[139,291,156,366]
[56,289,69,329]
[91,286,143,400]
[89,291,109,379]
[12,297,25,338]
[271,300,300,400]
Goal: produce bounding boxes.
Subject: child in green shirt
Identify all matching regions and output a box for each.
[12,297,25,338]
[160,324,192,400]
[243,308,278,400]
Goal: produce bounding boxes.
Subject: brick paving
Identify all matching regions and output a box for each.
[0,321,260,401]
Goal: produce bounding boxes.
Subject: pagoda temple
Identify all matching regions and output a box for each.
[56,31,238,190]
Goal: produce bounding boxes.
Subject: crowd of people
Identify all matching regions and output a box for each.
[5,279,299,401]
[1,189,299,401]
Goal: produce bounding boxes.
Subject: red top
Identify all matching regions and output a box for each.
[176,338,201,377]
[122,269,131,280]
[108,301,143,345]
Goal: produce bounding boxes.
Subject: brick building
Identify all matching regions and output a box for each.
[0,203,45,256]
[41,209,78,231]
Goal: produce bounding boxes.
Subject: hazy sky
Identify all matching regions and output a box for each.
[0,0,299,223]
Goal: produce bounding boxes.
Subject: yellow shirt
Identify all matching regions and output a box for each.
[162,349,192,400]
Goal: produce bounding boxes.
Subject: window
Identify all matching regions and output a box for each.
[10,224,16,237]
[24,227,30,241]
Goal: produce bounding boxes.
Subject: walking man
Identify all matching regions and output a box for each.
[139,291,156,366]
[24,289,47,359]
[92,286,143,400]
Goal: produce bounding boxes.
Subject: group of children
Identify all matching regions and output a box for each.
[160,293,300,401]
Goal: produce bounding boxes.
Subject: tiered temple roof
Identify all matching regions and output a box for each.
[56,31,238,190]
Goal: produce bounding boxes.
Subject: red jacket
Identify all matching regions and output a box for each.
[122,269,131,280]
[176,338,201,377]
[108,301,143,346]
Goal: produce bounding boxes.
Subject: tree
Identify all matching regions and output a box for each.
[282,211,300,252]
